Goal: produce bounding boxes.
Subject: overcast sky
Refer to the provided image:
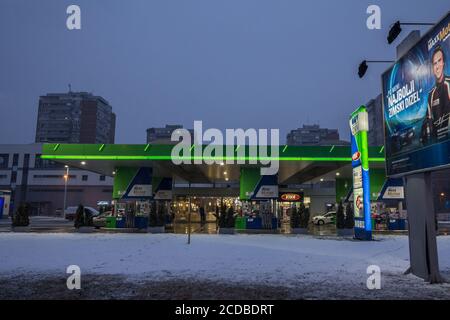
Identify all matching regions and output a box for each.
[0,0,449,144]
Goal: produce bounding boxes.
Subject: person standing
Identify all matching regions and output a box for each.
[199,206,206,226]
[422,45,450,143]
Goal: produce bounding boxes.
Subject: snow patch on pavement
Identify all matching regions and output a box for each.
[0,233,449,289]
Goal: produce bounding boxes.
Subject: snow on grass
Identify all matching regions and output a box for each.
[0,233,449,287]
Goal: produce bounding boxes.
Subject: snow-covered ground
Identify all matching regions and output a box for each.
[1,233,450,299]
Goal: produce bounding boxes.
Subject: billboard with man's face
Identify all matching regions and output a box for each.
[382,12,450,177]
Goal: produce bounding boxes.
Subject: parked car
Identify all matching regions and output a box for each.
[64,206,100,221]
[93,211,112,228]
[312,211,336,225]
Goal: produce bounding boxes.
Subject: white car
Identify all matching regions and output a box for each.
[312,211,336,225]
[64,206,99,220]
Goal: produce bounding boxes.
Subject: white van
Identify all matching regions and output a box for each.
[64,206,99,220]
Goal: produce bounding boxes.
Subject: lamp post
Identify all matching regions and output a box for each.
[387,21,434,44]
[187,196,191,244]
[358,60,395,78]
[63,165,69,218]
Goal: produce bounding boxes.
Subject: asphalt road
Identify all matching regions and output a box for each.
[0,216,74,233]
[0,216,410,236]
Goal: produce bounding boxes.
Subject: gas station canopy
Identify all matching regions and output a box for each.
[41,144,386,184]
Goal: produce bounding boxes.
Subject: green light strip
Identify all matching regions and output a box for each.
[99,144,105,152]
[379,146,385,153]
[53,144,60,151]
[41,155,385,162]
[144,144,150,152]
[282,145,288,153]
[329,145,335,153]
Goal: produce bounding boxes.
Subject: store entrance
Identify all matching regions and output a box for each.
[171,196,240,234]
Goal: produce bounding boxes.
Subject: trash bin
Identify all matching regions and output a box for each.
[235,216,246,229]
[246,217,262,229]
[105,216,116,228]
[271,217,278,229]
[134,216,149,229]
[116,216,126,228]
[0,197,4,219]
[397,219,406,230]
[388,219,399,230]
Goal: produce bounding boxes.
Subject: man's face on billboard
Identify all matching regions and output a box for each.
[432,50,444,82]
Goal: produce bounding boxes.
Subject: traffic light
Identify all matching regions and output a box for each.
[388,21,402,44]
[358,60,368,78]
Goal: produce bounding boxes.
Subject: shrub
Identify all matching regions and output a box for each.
[290,203,309,229]
[74,204,93,228]
[218,205,227,228]
[290,206,300,228]
[300,205,310,228]
[219,205,235,228]
[12,203,30,227]
[149,201,165,227]
[226,207,236,228]
[345,203,355,229]
[336,201,345,229]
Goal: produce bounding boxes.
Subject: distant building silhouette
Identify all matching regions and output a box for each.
[35,91,116,144]
[146,124,195,144]
[286,124,348,146]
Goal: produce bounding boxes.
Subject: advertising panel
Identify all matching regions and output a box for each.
[353,187,364,218]
[240,168,278,200]
[152,177,173,200]
[113,167,153,200]
[350,105,372,240]
[382,12,450,176]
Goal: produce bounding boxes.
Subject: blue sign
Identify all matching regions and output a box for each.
[382,12,450,177]
[350,106,372,240]
[122,167,153,199]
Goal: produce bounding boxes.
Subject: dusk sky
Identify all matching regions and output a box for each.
[1,0,449,144]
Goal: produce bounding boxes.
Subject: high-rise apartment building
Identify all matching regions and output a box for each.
[35,91,116,144]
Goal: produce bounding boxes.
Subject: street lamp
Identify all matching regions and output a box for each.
[63,165,69,218]
[358,60,395,78]
[387,21,434,44]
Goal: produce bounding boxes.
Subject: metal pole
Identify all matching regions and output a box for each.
[400,22,434,26]
[63,166,69,218]
[188,196,191,244]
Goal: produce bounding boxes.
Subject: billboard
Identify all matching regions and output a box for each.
[382,12,450,177]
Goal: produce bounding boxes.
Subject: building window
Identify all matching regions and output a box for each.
[12,154,19,166]
[0,154,9,169]
[33,174,76,179]
[23,154,30,168]
[99,175,106,181]
[34,154,64,169]
[82,175,88,181]
[29,188,83,193]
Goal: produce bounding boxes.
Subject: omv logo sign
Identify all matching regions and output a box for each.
[352,151,361,161]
